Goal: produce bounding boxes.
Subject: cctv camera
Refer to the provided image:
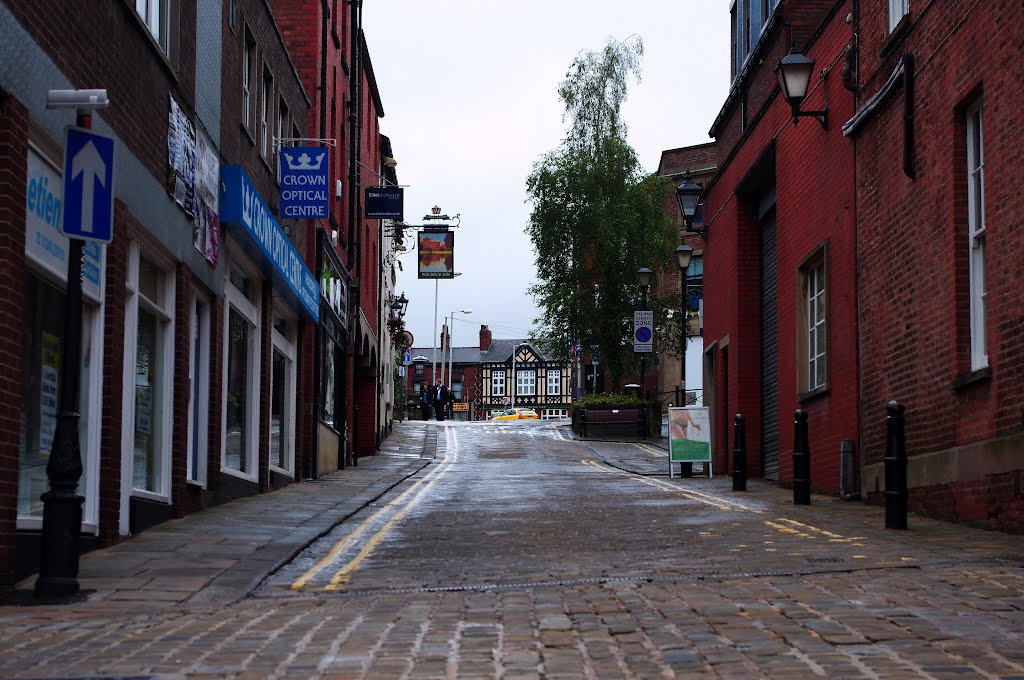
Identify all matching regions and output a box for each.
[46,89,110,110]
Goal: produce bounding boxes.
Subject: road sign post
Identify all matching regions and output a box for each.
[37,110,114,598]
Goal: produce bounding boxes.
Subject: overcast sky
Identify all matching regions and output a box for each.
[362,1,730,353]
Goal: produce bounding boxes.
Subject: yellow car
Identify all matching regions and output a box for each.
[492,408,540,421]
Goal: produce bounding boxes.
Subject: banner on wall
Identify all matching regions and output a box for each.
[166,94,196,217]
[417,230,454,279]
[194,127,219,266]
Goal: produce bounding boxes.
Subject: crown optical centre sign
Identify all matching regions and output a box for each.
[279,146,329,219]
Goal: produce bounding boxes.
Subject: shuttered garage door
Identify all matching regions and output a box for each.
[760,209,779,480]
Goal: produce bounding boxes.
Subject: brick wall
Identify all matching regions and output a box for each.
[0,94,29,585]
[855,0,1024,529]
[703,1,858,493]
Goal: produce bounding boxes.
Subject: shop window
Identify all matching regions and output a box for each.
[124,245,175,498]
[270,307,296,474]
[223,254,260,477]
[187,295,210,486]
[18,274,99,522]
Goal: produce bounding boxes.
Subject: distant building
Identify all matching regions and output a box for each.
[404,325,572,420]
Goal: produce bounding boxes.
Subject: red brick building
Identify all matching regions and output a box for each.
[654,143,716,410]
[271,0,392,470]
[0,0,319,584]
[847,0,1024,529]
[701,0,859,493]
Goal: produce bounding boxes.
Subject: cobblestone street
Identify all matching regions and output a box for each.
[2,420,1023,679]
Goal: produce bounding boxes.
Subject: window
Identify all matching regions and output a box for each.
[453,380,464,400]
[415,362,424,376]
[243,31,256,130]
[187,295,211,486]
[516,370,536,396]
[731,0,777,80]
[966,102,987,370]
[276,98,288,180]
[889,0,910,31]
[799,251,827,394]
[260,67,273,157]
[125,247,175,498]
[223,255,260,477]
[135,0,169,53]
[270,307,296,475]
[547,369,561,396]
[492,369,505,397]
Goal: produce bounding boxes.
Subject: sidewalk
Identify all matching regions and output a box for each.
[11,422,437,610]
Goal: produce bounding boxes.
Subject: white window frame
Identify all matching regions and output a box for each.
[221,250,261,481]
[491,369,505,397]
[260,68,272,158]
[889,0,909,31]
[242,37,253,128]
[269,305,297,477]
[121,242,175,511]
[516,369,536,396]
[547,369,561,396]
[187,293,211,487]
[967,101,987,370]
[806,261,827,391]
[135,0,169,53]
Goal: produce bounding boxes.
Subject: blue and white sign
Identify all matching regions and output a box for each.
[62,127,114,243]
[634,310,654,353]
[403,349,412,365]
[365,187,404,219]
[279,146,329,219]
[26,149,103,300]
[220,165,319,321]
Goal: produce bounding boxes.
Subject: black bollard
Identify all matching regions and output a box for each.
[884,401,908,529]
[732,414,747,491]
[793,409,811,505]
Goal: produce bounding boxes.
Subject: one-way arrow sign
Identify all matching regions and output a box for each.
[62,127,115,243]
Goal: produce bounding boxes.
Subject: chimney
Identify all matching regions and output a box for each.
[479,324,492,351]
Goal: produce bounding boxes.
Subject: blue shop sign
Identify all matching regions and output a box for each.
[279,146,329,219]
[220,165,319,321]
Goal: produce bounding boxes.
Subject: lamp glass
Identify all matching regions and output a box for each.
[776,52,815,105]
[676,244,693,271]
[675,176,701,224]
[637,267,654,289]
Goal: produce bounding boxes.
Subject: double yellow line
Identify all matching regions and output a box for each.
[291,428,459,591]
[579,459,760,513]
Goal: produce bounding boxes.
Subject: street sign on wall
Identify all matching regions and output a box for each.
[365,187,404,219]
[633,310,653,353]
[279,146,329,219]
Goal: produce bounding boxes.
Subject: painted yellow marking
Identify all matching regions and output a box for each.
[853,555,867,559]
[775,518,846,539]
[763,520,813,538]
[290,429,456,591]
[322,428,461,590]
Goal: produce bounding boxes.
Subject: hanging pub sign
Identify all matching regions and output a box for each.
[418,230,454,279]
[279,146,329,219]
[365,186,403,219]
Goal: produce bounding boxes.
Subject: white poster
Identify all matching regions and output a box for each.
[194,126,219,265]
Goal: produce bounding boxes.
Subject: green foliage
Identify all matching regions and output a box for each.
[525,37,678,389]
[571,392,644,413]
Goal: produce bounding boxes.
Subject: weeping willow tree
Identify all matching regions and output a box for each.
[526,37,676,390]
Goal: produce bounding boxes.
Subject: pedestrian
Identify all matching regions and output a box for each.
[432,379,449,421]
[419,385,431,421]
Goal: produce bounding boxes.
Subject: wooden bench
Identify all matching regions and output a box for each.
[580,407,645,439]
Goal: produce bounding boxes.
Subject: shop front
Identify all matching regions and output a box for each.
[219,165,319,498]
[314,229,349,476]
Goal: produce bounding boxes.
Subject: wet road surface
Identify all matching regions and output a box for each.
[2,419,1023,679]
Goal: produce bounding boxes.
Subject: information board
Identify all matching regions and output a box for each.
[667,407,712,476]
